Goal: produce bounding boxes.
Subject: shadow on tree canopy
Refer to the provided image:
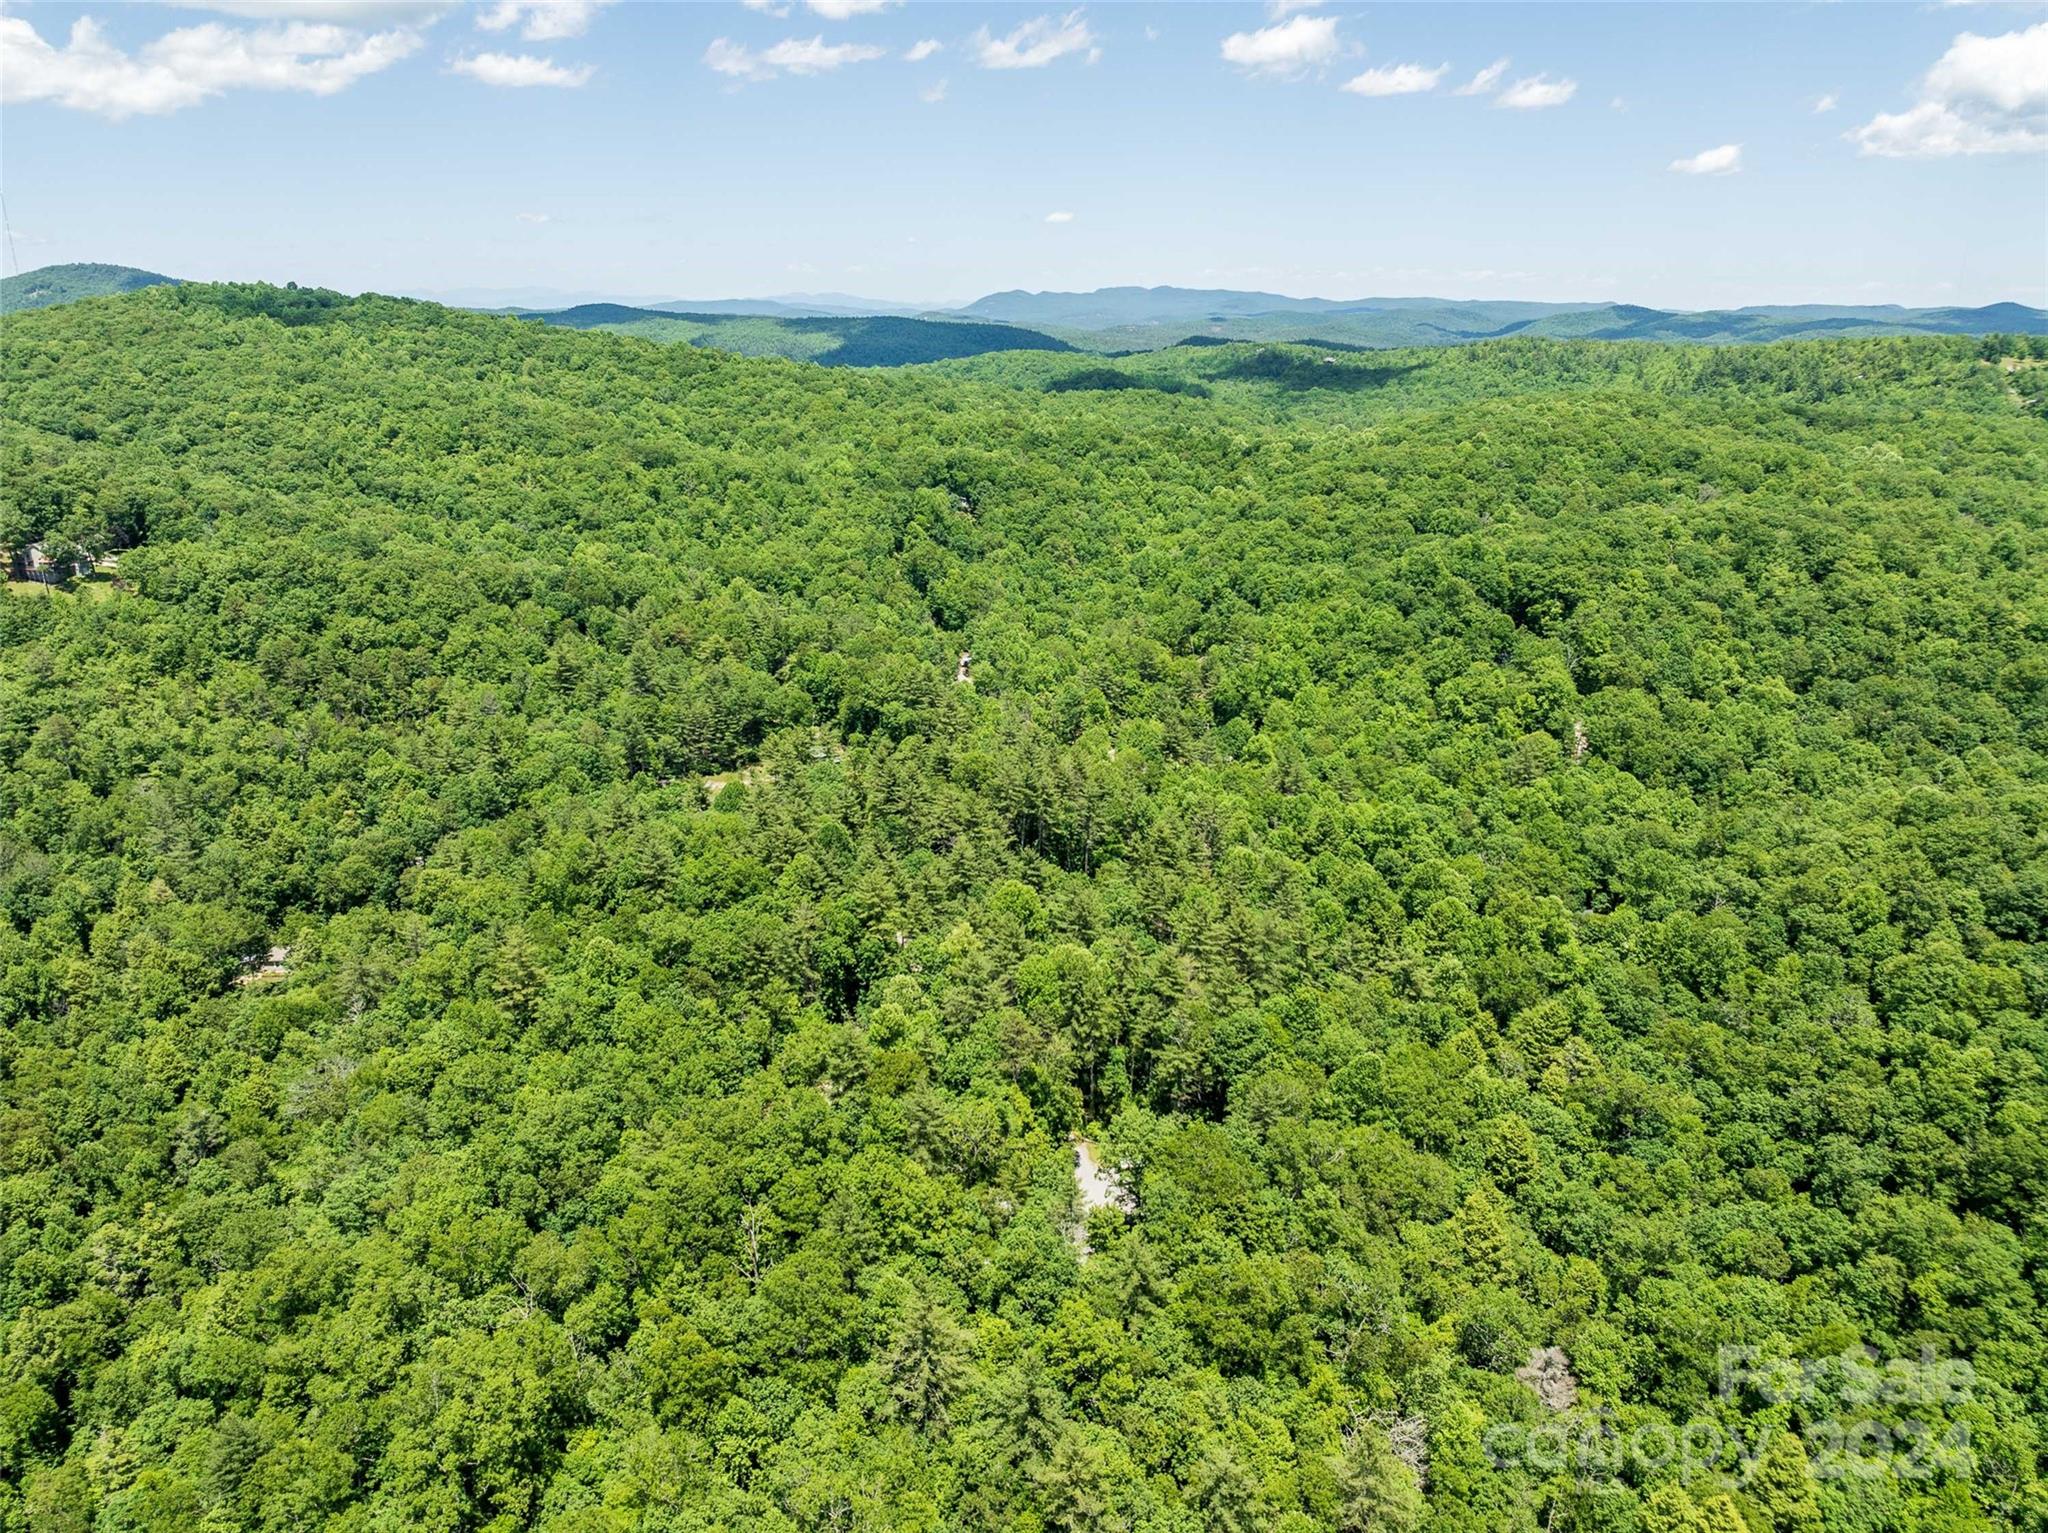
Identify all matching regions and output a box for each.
[1211,348,1426,392]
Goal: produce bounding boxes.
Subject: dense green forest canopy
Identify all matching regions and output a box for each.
[2,283,2047,1533]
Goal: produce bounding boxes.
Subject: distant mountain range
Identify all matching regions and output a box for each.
[433,287,940,317]
[957,287,2048,349]
[646,292,937,319]
[955,286,1589,330]
[8,266,2042,357]
[530,288,2048,355]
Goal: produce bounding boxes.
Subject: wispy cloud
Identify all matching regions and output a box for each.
[806,0,897,17]
[451,50,592,86]
[1670,142,1742,175]
[905,38,941,63]
[1850,21,2047,156]
[186,3,445,18]
[1812,92,1838,114]
[974,11,1097,70]
[476,0,610,42]
[1496,73,1577,110]
[705,34,886,81]
[1045,209,1075,223]
[516,211,551,223]
[1220,14,1339,78]
[1453,56,1508,96]
[920,77,947,104]
[0,14,421,118]
[1852,98,2044,155]
[1341,62,1446,97]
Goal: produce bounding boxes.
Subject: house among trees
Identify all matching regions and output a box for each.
[8,541,94,584]
[234,945,293,986]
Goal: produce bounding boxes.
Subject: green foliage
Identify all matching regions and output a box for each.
[0,263,180,314]
[1,284,2045,1531]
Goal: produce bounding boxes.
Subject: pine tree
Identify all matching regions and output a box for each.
[1040,1429,1116,1533]
[875,1294,973,1433]
[1187,1439,1262,1533]
[1334,1427,1424,1533]
[981,1349,1066,1473]
[491,927,546,1025]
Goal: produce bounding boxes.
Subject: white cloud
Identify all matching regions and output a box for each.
[1220,14,1339,78]
[476,0,609,42]
[1453,56,1508,96]
[1045,209,1075,223]
[1496,73,1577,109]
[1670,142,1742,175]
[805,0,896,16]
[1851,98,2046,156]
[1812,92,1838,114]
[703,38,758,77]
[974,11,1097,70]
[905,38,941,62]
[704,34,885,81]
[1925,21,2048,112]
[450,50,592,86]
[187,2,446,19]
[1851,22,2048,156]
[740,0,790,14]
[1265,0,1326,14]
[0,14,421,118]
[765,35,886,72]
[516,211,551,223]
[1341,61,1446,97]
[920,77,947,103]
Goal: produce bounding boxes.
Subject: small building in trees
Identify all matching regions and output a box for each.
[10,542,92,584]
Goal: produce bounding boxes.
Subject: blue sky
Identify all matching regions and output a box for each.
[2,1,2044,309]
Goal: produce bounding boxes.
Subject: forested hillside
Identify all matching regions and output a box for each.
[0,264,180,315]
[2,284,2046,1533]
[952,336,2048,430]
[952,288,2048,354]
[514,305,1076,367]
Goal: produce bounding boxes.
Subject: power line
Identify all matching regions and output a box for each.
[0,194,20,279]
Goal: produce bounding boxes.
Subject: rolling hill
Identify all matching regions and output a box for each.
[0,262,180,313]
[950,286,2048,352]
[956,284,1382,328]
[515,303,1076,366]
[10,268,2042,366]
[1504,301,2048,344]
